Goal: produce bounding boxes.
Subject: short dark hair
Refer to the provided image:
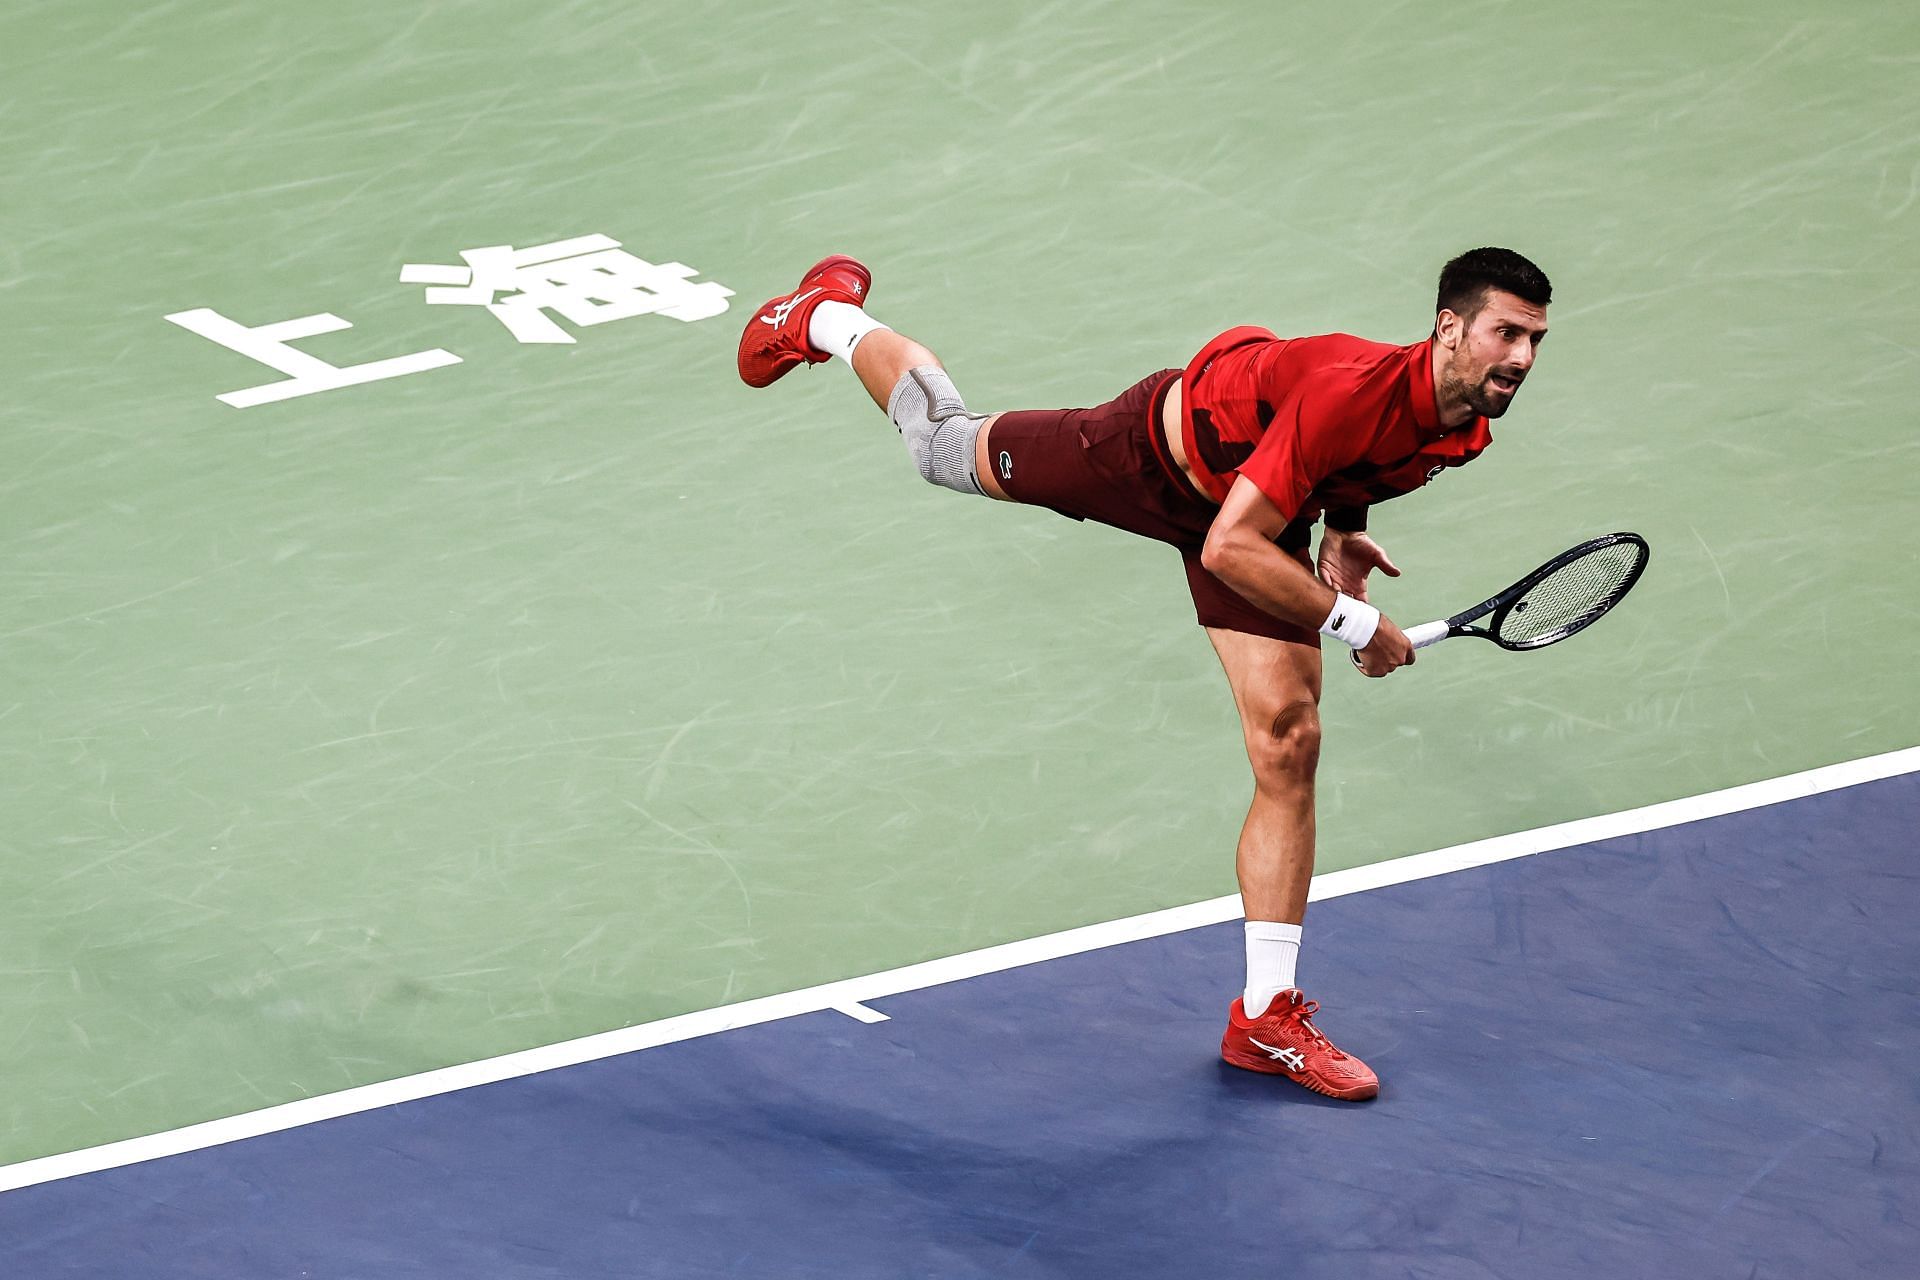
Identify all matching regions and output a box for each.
[1436,247,1551,319]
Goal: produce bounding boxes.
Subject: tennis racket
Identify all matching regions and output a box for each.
[1357,532,1650,663]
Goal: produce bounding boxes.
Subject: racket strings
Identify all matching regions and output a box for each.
[1494,541,1644,647]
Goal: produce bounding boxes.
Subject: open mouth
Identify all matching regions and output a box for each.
[1486,371,1523,395]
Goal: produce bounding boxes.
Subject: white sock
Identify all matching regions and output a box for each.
[808,300,889,364]
[1243,920,1302,1017]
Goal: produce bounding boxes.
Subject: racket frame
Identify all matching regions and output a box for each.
[1412,531,1649,652]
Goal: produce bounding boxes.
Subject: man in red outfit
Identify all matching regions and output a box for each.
[737,248,1552,1100]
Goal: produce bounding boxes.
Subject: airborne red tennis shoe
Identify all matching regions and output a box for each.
[735,254,873,388]
[1220,988,1380,1100]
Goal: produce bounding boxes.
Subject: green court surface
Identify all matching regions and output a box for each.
[3,1,1916,1167]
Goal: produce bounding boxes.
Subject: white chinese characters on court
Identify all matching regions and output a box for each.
[168,236,734,406]
[162,309,461,408]
[399,235,734,344]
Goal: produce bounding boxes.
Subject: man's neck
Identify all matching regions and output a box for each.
[1429,342,1474,430]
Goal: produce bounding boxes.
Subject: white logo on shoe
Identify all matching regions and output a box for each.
[1249,1037,1306,1071]
[999,450,1013,480]
[760,287,824,328]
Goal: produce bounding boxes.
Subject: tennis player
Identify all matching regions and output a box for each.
[737,248,1552,1100]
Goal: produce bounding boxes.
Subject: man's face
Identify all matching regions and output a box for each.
[1436,289,1549,419]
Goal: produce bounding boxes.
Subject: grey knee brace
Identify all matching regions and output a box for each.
[887,365,985,496]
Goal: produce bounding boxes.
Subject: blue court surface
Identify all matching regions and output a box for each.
[5,772,1917,1279]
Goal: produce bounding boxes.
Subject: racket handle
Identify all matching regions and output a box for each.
[1405,619,1451,649]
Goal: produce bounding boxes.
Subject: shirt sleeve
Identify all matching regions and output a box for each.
[1231,374,1362,522]
[1323,505,1369,532]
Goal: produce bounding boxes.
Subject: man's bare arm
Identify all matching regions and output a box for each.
[1200,477,1415,677]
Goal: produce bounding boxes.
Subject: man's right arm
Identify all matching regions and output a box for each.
[1200,477,1415,677]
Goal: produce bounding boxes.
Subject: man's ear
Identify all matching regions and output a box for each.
[1434,307,1463,351]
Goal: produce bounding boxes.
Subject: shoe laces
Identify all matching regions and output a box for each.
[1277,991,1345,1058]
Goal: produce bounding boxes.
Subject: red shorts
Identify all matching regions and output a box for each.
[989,370,1318,645]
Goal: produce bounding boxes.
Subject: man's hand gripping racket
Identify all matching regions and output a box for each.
[1352,533,1650,673]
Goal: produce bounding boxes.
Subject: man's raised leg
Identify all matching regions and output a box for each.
[736,256,1009,500]
[816,302,1011,501]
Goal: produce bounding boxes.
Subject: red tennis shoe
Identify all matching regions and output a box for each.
[1220,989,1380,1100]
[735,254,873,388]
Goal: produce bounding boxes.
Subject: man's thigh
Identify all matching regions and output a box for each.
[1207,622,1325,747]
[1204,544,1325,735]
[981,370,1204,544]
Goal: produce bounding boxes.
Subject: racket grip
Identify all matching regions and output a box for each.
[1405,619,1451,650]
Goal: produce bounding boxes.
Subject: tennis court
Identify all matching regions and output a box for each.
[4,1,1917,1275]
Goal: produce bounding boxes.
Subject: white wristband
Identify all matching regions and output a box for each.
[1319,593,1380,650]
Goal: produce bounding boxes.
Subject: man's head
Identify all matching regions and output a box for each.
[1432,247,1552,421]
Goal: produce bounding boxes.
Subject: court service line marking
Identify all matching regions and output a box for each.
[4,744,1916,1195]
[832,1002,891,1024]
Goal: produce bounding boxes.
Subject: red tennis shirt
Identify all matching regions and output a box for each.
[1178,326,1492,524]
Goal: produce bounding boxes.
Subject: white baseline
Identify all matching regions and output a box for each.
[3,745,1915,1194]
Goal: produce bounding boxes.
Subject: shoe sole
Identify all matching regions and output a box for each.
[1220,1048,1379,1100]
[798,254,871,294]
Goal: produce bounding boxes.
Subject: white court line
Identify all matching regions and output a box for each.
[4,744,1916,1195]
[832,1002,891,1024]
